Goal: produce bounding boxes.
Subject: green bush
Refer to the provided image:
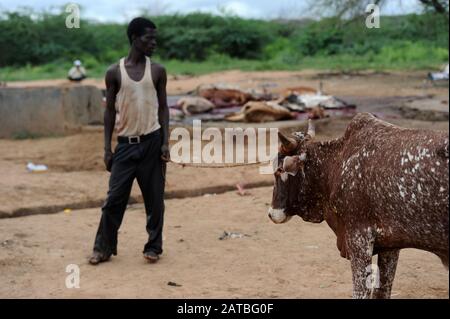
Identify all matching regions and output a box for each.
[0,9,448,76]
[263,38,291,59]
[292,20,346,56]
[215,18,273,59]
[158,28,215,60]
[376,41,449,66]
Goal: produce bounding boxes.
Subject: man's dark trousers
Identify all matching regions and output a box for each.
[93,129,165,256]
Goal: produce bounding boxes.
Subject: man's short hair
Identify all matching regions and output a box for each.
[127,17,157,44]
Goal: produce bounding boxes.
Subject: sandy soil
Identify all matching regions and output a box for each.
[0,129,273,216]
[0,70,448,298]
[6,69,449,99]
[0,187,447,299]
[0,117,447,217]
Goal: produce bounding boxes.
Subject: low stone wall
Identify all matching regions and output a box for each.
[0,85,103,138]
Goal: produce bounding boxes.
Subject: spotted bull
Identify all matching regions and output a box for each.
[269,113,449,298]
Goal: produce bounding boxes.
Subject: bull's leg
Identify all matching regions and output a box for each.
[372,249,400,299]
[347,230,376,299]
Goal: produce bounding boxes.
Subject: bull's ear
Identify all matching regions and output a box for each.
[278,132,298,154]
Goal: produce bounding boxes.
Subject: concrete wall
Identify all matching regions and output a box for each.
[0,85,103,138]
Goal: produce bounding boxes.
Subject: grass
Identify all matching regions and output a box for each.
[0,46,448,82]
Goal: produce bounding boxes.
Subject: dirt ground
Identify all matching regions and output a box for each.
[6,69,449,99]
[0,70,448,298]
[0,187,448,299]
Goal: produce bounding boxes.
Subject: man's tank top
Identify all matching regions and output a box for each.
[115,56,160,137]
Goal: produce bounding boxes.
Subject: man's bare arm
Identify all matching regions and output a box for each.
[104,64,119,170]
[155,63,170,161]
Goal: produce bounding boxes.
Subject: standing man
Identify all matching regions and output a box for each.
[89,17,170,265]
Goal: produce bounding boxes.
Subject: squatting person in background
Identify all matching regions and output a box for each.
[67,60,87,82]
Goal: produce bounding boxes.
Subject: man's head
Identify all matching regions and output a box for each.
[127,17,157,56]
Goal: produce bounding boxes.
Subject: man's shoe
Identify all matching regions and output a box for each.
[88,251,111,265]
[143,251,160,263]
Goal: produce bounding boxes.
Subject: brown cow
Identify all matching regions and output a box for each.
[281,86,319,98]
[269,113,449,298]
[199,88,254,108]
[225,101,295,123]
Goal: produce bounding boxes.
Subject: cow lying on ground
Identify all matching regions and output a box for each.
[225,101,295,123]
[269,113,449,298]
[199,88,254,108]
[176,96,215,115]
[281,86,320,98]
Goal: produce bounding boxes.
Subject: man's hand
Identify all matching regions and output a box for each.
[104,149,113,172]
[161,144,170,162]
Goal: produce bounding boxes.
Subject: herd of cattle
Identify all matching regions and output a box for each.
[269,113,449,298]
[174,84,353,122]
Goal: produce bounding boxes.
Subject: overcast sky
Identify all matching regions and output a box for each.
[0,0,423,22]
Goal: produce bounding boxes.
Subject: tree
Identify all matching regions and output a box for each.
[308,0,448,19]
[419,0,449,13]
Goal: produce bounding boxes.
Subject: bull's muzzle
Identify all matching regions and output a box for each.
[268,207,292,224]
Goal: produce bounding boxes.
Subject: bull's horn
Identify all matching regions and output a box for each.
[278,132,298,152]
[307,119,316,139]
[299,152,307,161]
